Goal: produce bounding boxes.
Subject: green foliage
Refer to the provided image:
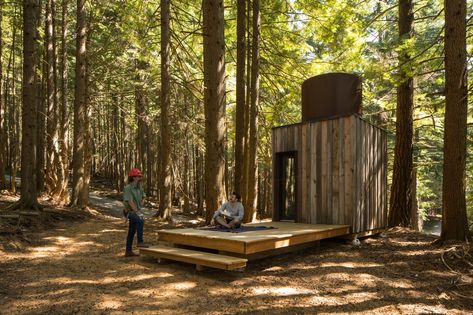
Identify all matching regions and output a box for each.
[0,0,471,224]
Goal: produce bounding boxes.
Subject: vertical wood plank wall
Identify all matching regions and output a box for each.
[272,115,388,233]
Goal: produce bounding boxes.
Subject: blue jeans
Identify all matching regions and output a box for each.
[126,212,144,252]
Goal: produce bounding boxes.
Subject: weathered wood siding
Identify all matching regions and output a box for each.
[272,115,388,234]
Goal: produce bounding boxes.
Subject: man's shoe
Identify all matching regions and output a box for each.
[124,251,139,257]
[137,243,149,248]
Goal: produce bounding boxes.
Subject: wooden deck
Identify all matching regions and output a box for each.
[157,222,350,255]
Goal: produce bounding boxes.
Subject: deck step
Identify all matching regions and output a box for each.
[140,245,247,270]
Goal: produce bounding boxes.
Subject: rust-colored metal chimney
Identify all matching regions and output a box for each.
[301,73,362,122]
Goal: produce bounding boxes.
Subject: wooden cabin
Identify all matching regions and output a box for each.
[272,73,388,235]
[141,73,387,271]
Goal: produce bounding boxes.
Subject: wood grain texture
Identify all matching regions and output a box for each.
[140,245,248,270]
[272,115,387,234]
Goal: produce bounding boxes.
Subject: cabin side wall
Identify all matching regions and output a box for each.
[272,116,387,234]
[299,115,387,233]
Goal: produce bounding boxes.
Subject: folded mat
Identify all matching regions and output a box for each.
[197,225,275,233]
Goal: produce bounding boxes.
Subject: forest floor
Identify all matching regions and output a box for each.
[0,190,472,314]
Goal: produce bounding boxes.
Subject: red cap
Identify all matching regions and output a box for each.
[129,168,143,177]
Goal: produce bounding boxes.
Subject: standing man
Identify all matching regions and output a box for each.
[211,192,244,228]
[123,168,149,257]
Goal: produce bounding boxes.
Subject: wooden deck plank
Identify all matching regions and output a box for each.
[158,233,245,253]
[244,226,350,254]
[140,245,247,270]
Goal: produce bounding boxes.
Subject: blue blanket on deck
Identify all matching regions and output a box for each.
[197,225,275,233]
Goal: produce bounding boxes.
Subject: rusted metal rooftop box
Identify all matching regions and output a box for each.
[272,73,387,235]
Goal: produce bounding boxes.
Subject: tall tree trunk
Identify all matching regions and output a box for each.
[11,0,41,210]
[134,59,149,194]
[6,15,18,193]
[241,0,251,207]
[410,127,422,231]
[158,0,172,219]
[244,0,259,223]
[53,0,69,203]
[183,134,190,213]
[441,0,469,241]
[0,0,5,190]
[36,5,46,194]
[71,0,88,208]
[119,99,126,190]
[196,146,204,215]
[388,0,414,227]
[202,0,226,223]
[45,0,60,194]
[11,81,19,194]
[234,0,246,193]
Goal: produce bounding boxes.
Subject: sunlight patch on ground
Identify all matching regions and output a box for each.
[99,229,123,233]
[308,295,339,305]
[389,280,415,289]
[342,291,380,301]
[129,288,166,298]
[208,287,236,296]
[29,246,61,258]
[320,262,383,268]
[262,266,284,272]
[170,281,197,290]
[395,240,428,246]
[9,297,67,309]
[251,286,313,296]
[48,277,96,285]
[401,250,436,256]
[95,295,124,310]
[44,236,72,243]
[45,273,171,286]
[28,236,102,258]
[102,273,162,283]
[151,281,197,295]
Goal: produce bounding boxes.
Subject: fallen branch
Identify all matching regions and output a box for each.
[0,215,20,219]
[451,290,473,300]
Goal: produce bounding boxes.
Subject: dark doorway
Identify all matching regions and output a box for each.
[275,151,297,221]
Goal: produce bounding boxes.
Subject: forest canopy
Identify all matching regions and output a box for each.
[0,0,471,235]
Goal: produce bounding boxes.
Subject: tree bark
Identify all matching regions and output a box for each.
[388,0,414,227]
[36,4,46,194]
[52,0,69,203]
[71,0,88,208]
[234,0,246,193]
[5,13,18,193]
[14,0,41,209]
[159,0,172,219]
[410,128,422,231]
[183,134,190,213]
[441,0,469,241]
[241,0,251,208]
[244,0,260,223]
[45,0,60,195]
[202,0,226,223]
[11,66,19,194]
[196,146,204,215]
[0,0,5,190]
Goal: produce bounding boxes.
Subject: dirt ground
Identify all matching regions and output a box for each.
[1,195,472,315]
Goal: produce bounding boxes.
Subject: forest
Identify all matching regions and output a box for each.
[0,0,472,314]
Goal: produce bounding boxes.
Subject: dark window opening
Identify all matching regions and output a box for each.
[276,151,297,221]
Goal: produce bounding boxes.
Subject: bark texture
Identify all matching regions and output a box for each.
[202,0,226,222]
[388,0,414,227]
[441,0,469,241]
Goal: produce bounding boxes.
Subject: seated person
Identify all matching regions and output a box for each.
[210,192,244,228]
